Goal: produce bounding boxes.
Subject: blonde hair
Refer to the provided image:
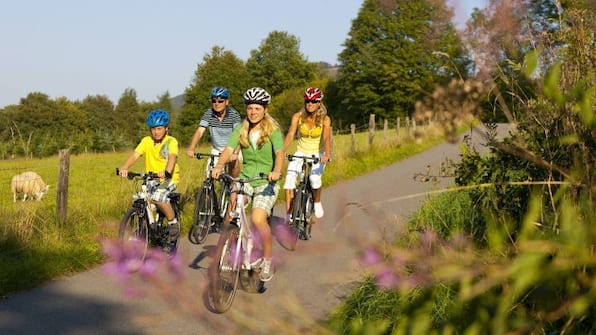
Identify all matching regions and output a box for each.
[238,112,280,148]
[300,102,328,125]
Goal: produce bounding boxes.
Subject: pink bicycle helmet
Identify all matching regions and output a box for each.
[304,87,324,101]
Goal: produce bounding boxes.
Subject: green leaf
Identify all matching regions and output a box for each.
[509,253,547,295]
[543,63,564,105]
[575,87,595,128]
[522,50,539,78]
[559,134,579,144]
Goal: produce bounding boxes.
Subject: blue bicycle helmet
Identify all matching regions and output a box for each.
[146,109,170,127]
[210,86,230,99]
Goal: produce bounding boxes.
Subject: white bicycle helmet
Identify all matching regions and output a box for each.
[242,87,271,106]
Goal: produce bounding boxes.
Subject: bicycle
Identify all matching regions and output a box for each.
[189,152,232,244]
[116,168,182,260]
[206,173,270,314]
[286,154,319,247]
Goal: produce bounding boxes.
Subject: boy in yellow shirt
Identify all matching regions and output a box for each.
[119,109,181,249]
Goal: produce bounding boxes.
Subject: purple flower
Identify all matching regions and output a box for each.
[375,267,399,290]
[362,245,383,266]
[420,230,438,251]
[166,252,185,282]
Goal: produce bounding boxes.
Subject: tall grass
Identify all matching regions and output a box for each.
[0,124,452,297]
[327,190,477,334]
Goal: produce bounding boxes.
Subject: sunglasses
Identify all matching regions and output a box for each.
[305,100,320,104]
[211,98,226,103]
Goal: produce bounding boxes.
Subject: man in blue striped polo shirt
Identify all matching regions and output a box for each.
[186,86,242,176]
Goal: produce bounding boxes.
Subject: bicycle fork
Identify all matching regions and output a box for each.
[231,203,259,272]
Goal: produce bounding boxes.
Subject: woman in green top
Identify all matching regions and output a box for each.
[212,87,284,282]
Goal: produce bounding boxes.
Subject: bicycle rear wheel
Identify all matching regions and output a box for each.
[118,207,149,264]
[190,187,215,244]
[207,224,241,313]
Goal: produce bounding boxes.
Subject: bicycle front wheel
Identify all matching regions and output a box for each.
[190,187,215,244]
[207,224,241,313]
[291,186,307,242]
[118,207,149,264]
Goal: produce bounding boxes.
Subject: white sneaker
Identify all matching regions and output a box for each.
[259,258,275,282]
[314,202,324,218]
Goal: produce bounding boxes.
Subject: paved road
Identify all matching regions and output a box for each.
[0,125,509,335]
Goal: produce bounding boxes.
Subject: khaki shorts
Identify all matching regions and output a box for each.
[240,182,279,215]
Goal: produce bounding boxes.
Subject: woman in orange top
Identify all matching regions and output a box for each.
[283,87,332,220]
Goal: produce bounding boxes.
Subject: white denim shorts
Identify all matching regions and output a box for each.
[283,151,326,190]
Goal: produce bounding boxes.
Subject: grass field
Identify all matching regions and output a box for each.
[0,123,455,297]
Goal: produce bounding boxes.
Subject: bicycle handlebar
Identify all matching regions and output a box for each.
[115,168,159,180]
[286,154,320,164]
[194,152,220,160]
[218,172,268,185]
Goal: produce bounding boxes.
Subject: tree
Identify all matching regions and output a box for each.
[51,97,92,154]
[77,95,120,151]
[246,31,318,97]
[78,95,115,133]
[462,0,561,123]
[330,0,468,128]
[176,46,250,145]
[115,88,142,146]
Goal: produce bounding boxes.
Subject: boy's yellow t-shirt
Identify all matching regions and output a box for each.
[134,135,180,184]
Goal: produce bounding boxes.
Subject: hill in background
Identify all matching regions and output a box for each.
[170,93,185,113]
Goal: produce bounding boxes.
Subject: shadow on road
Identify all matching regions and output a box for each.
[0,285,142,335]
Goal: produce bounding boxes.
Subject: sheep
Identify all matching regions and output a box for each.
[10,171,50,202]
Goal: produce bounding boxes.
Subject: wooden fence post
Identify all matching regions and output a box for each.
[368,114,375,147]
[406,116,411,137]
[57,149,70,224]
[396,117,400,137]
[350,124,356,155]
[383,118,388,140]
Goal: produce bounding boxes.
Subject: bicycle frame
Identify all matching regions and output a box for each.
[117,168,181,258]
[287,154,319,242]
[190,152,231,244]
[225,174,265,272]
[207,173,268,313]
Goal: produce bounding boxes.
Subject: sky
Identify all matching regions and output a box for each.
[0,0,487,108]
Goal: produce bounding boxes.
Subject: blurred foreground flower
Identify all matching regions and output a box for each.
[360,229,472,291]
[101,238,184,296]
